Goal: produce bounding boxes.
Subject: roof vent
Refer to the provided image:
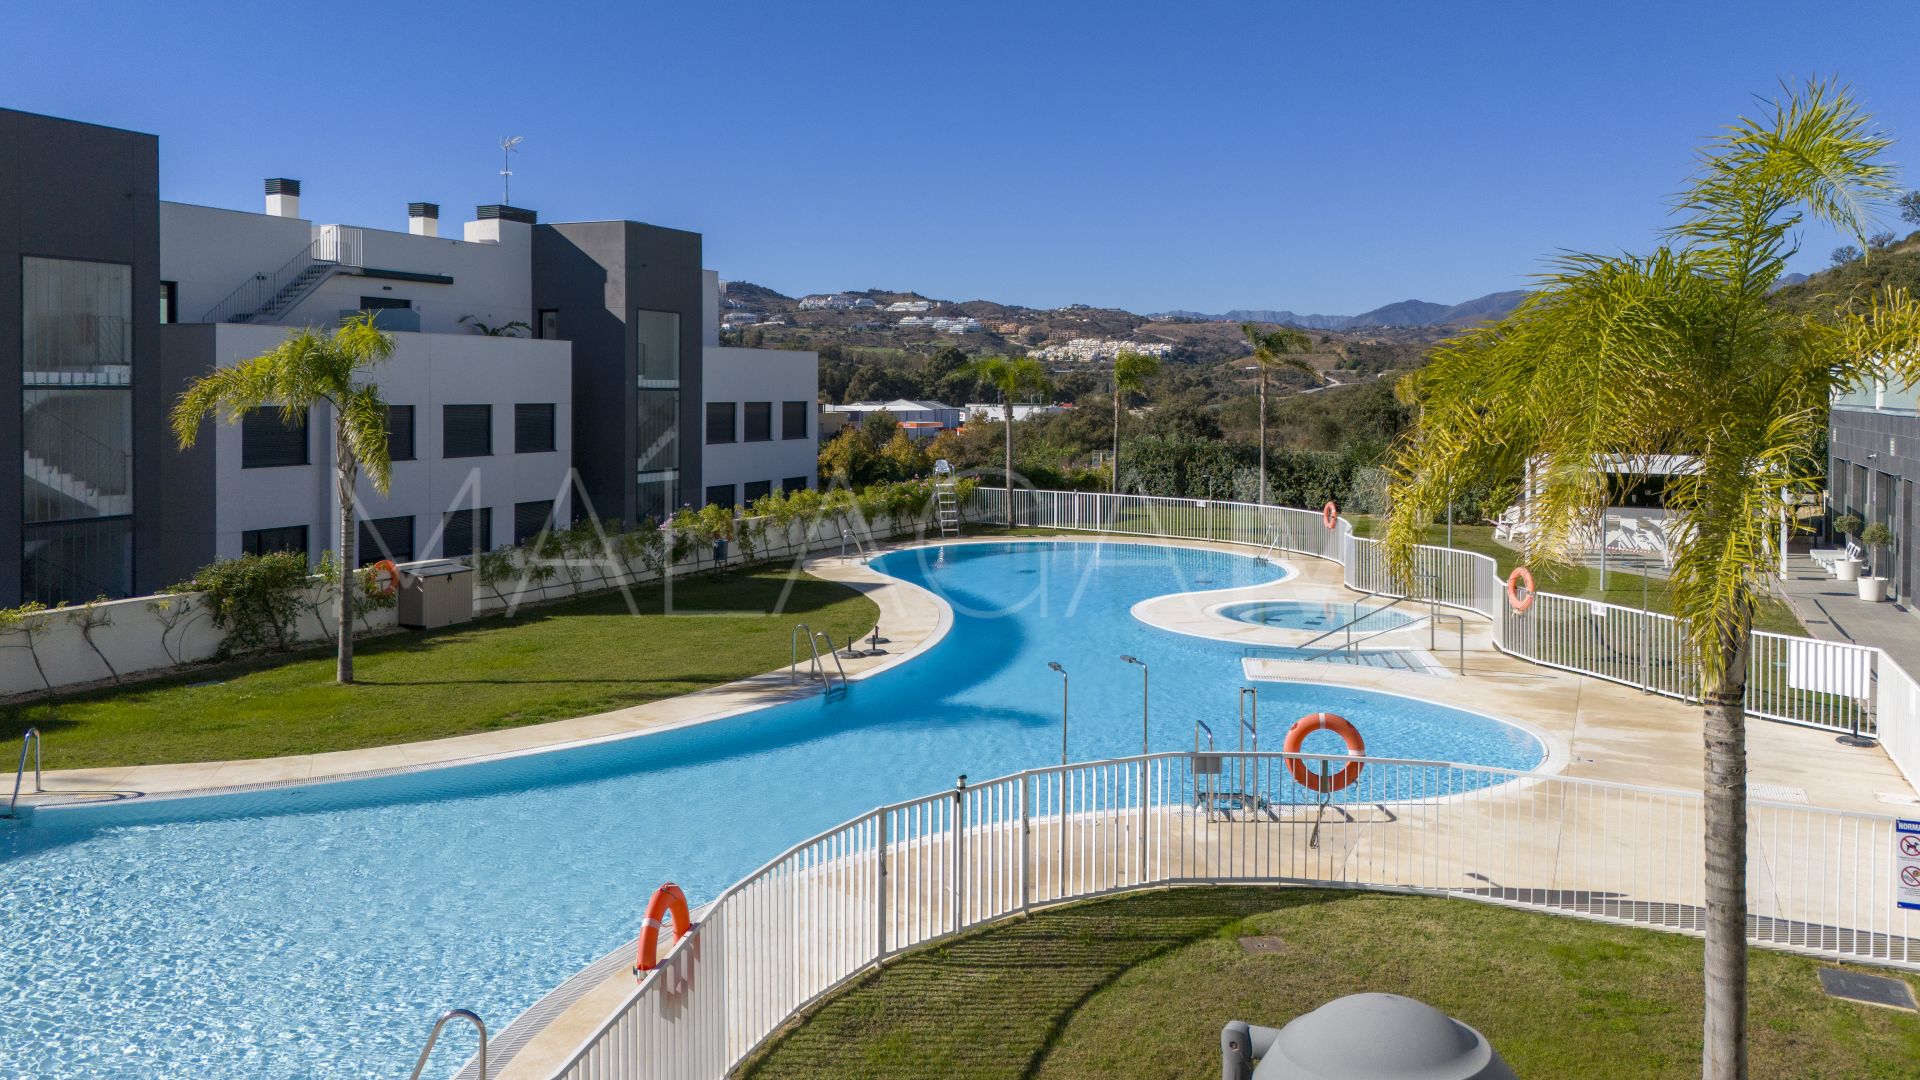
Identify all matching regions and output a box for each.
[408,202,439,238]
[264,177,301,218]
[476,204,536,225]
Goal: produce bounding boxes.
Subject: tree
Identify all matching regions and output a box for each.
[1869,230,1897,250]
[1239,323,1317,503]
[1831,243,1863,266]
[961,355,1052,511]
[171,314,397,684]
[1381,82,1920,1080]
[1900,189,1920,225]
[1110,351,1161,493]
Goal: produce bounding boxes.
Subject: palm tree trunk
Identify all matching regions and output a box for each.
[1257,371,1269,505]
[1701,619,1751,1080]
[335,421,356,685]
[1111,389,1121,495]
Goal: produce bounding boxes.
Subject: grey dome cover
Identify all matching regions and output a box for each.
[1257,993,1516,1080]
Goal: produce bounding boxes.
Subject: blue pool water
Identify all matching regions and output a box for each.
[1219,599,1418,632]
[0,542,1542,1079]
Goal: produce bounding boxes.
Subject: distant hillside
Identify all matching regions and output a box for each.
[1770,236,1920,315]
[1160,290,1529,330]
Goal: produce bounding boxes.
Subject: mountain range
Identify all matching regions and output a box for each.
[1158,289,1530,330]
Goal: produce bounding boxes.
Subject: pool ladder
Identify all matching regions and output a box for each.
[3,728,41,819]
[407,1008,487,1080]
[790,624,849,693]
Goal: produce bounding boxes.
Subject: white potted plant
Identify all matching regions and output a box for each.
[1834,514,1864,581]
[1858,521,1894,601]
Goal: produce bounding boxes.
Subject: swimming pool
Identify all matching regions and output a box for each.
[0,541,1543,1079]
[1219,599,1419,632]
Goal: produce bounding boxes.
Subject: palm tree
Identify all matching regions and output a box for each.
[172,314,397,684]
[963,355,1052,515]
[1239,323,1316,503]
[1110,350,1161,494]
[1381,82,1920,1080]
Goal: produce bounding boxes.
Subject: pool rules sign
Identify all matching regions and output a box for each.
[1899,820,1920,912]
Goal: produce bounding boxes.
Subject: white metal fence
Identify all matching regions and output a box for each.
[969,487,1916,786]
[549,752,1918,1080]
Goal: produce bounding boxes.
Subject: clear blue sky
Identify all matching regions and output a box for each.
[6,1,1919,314]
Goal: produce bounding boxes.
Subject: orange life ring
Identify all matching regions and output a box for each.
[369,559,401,597]
[1282,712,1366,792]
[1322,501,1339,530]
[635,882,693,977]
[1506,566,1535,613]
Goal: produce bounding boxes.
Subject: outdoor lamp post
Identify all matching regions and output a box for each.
[1048,662,1068,765]
[1121,655,1149,754]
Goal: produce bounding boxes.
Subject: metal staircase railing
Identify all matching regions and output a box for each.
[200,227,364,324]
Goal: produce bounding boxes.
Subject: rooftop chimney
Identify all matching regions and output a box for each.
[264,178,301,218]
[408,202,440,238]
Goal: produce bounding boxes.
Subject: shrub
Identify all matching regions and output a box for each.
[171,552,312,657]
[1834,513,1863,538]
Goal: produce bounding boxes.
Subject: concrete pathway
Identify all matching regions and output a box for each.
[1777,550,1920,674]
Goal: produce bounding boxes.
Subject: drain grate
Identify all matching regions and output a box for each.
[1750,782,1807,803]
[1817,967,1918,1011]
[1239,935,1288,955]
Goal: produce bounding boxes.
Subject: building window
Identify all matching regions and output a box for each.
[514,500,555,545]
[22,519,132,604]
[515,403,556,454]
[782,476,809,494]
[744,401,772,442]
[638,389,678,473]
[241,407,310,468]
[385,405,416,461]
[744,480,772,503]
[23,388,133,523]
[359,296,411,310]
[23,256,131,382]
[782,400,809,440]
[706,402,736,444]
[242,524,308,559]
[443,404,493,458]
[636,309,679,387]
[705,483,735,509]
[538,309,560,339]
[358,515,414,565]
[442,507,493,559]
[160,281,177,324]
[637,471,677,525]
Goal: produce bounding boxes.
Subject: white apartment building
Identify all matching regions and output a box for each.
[155,186,572,581]
[700,271,819,508]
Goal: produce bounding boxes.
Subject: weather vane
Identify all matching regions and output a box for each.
[499,136,525,204]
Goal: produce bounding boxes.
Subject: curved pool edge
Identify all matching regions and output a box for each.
[21,548,957,814]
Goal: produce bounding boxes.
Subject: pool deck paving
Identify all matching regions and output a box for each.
[14,532,1920,1080]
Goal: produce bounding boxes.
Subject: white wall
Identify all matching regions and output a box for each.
[0,511,928,698]
[701,345,818,505]
[161,201,533,333]
[204,323,572,562]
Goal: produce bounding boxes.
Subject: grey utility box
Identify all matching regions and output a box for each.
[398,560,475,630]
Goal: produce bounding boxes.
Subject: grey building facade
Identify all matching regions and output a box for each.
[1829,389,1919,607]
[533,221,704,525]
[0,108,161,606]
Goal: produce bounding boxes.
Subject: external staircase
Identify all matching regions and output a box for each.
[201,226,364,325]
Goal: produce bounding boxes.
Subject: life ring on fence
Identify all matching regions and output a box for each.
[635,882,694,977]
[1322,501,1339,530]
[1506,566,1536,613]
[369,560,401,597]
[1282,713,1366,792]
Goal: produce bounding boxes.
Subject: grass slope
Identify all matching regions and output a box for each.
[0,567,876,770]
[744,887,1920,1079]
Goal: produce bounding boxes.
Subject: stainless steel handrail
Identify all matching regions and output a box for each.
[407,1008,487,1080]
[5,728,42,818]
[789,623,817,683]
[813,631,850,691]
[1293,593,1413,652]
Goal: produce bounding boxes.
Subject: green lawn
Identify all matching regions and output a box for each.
[743,887,1920,1079]
[0,567,877,770]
